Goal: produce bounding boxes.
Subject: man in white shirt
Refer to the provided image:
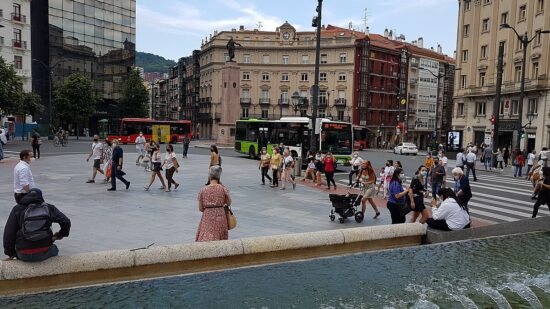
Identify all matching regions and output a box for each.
[526,150,536,179]
[135,132,146,164]
[465,150,478,181]
[348,151,364,186]
[14,149,36,203]
[455,149,465,170]
[86,135,104,183]
[540,147,549,167]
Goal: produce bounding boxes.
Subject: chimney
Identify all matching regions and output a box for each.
[412,40,417,46]
[239,25,245,31]
[231,28,236,32]
[384,28,389,38]
[417,37,424,48]
[437,44,442,54]
[389,30,393,39]
[365,26,369,35]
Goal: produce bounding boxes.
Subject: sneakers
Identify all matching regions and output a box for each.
[86,179,95,183]
[174,183,180,190]
[126,182,130,190]
[107,188,116,191]
[373,212,381,219]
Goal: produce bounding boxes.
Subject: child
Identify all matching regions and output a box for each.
[376,167,385,196]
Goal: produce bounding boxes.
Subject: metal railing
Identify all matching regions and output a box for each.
[240,98,251,104]
[278,99,289,105]
[259,98,271,105]
[12,39,27,49]
[11,13,26,23]
[335,98,347,105]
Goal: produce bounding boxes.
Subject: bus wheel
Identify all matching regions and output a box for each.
[248,146,256,159]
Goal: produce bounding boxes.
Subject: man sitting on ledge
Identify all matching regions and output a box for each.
[420,187,471,231]
[3,188,71,262]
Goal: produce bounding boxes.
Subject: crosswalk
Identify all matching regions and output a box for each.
[337,173,546,224]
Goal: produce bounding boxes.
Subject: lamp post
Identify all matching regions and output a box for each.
[291,91,301,116]
[500,24,550,151]
[32,58,65,136]
[309,0,323,153]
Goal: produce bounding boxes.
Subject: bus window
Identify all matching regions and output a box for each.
[236,122,247,140]
[321,123,352,154]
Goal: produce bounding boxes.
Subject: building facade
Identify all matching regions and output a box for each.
[31,0,136,132]
[197,23,358,140]
[0,0,32,92]
[452,0,550,152]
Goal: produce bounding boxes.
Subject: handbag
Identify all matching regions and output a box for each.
[225,205,237,230]
[400,195,412,216]
[106,164,112,178]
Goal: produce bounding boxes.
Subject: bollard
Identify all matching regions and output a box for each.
[294,157,302,177]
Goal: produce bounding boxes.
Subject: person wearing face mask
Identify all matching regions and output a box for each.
[135,132,146,165]
[409,165,428,223]
[348,152,364,186]
[13,149,36,203]
[383,160,394,199]
[145,144,168,192]
[323,152,337,190]
[356,160,380,219]
[387,168,409,224]
[86,135,104,183]
[259,147,272,185]
[420,187,471,231]
[162,144,180,192]
[108,139,130,191]
[532,167,550,218]
[430,158,445,207]
[452,167,472,208]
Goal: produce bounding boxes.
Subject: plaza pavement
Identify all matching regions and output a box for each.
[0,151,399,256]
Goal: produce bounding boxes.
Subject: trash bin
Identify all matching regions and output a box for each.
[294,157,302,177]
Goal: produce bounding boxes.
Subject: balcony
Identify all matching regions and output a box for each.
[318,99,328,108]
[241,114,278,120]
[409,78,417,84]
[332,116,351,122]
[215,113,221,121]
[11,13,26,24]
[411,61,419,68]
[335,98,347,106]
[197,112,213,121]
[278,98,289,106]
[259,98,271,105]
[12,40,27,49]
[240,97,251,105]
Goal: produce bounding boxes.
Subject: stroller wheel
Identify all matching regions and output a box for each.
[330,214,335,221]
[338,218,345,224]
[355,211,364,223]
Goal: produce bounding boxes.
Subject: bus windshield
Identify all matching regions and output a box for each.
[321,123,352,154]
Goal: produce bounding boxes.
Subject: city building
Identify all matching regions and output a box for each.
[178,50,200,134]
[0,0,32,92]
[197,23,359,140]
[135,66,144,79]
[144,71,167,83]
[151,78,167,120]
[31,0,136,133]
[452,0,550,151]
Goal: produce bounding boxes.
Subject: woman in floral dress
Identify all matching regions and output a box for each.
[196,165,232,242]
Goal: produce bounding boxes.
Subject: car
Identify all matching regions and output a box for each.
[394,143,418,155]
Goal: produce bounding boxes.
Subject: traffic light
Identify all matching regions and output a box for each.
[312,16,318,27]
[490,115,496,125]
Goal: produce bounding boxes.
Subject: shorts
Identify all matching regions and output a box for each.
[411,195,426,212]
[152,162,162,172]
[93,159,101,169]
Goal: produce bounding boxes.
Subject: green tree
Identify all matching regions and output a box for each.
[117,68,149,118]
[0,56,24,114]
[53,73,96,137]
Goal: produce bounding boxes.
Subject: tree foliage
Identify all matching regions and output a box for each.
[136,51,175,72]
[0,56,24,114]
[53,73,96,125]
[117,68,149,118]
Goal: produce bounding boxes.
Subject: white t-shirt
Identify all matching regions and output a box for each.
[14,161,36,193]
[465,152,476,163]
[284,155,294,168]
[540,150,548,160]
[440,156,448,167]
[135,135,146,149]
[351,156,364,169]
[432,198,470,230]
[527,153,536,165]
[164,152,176,169]
[455,153,464,167]
[91,142,103,160]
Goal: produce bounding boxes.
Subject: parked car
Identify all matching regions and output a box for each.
[394,143,418,155]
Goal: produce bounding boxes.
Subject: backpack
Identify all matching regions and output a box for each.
[21,203,52,242]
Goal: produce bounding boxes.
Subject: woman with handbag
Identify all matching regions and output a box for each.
[270,147,282,188]
[162,144,180,192]
[387,168,409,224]
[409,165,428,223]
[356,160,380,219]
[144,145,168,192]
[196,165,233,242]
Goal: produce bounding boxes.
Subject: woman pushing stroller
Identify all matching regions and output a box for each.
[353,160,380,219]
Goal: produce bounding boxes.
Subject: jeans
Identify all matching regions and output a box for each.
[165,166,178,189]
[526,165,532,177]
[432,181,442,199]
[514,165,523,177]
[111,165,129,190]
[17,244,59,262]
[272,168,279,186]
[325,171,336,188]
[261,166,272,184]
[32,144,40,159]
[484,157,492,170]
[387,202,406,224]
[465,163,477,180]
[183,143,189,157]
[348,168,359,185]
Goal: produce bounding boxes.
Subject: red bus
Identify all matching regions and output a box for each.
[353,125,370,150]
[107,118,192,144]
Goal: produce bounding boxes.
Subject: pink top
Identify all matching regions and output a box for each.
[197,184,231,208]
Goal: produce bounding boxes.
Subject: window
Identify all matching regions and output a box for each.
[262,72,270,81]
[14,55,22,69]
[479,72,486,86]
[535,31,542,45]
[515,66,522,82]
[338,72,346,81]
[464,0,471,11]
[460,75,467,89]
[318,109,326,118]
[511,100,519,115]
[480,45,488,59]
[339,53,347,63]
[242,89,250,99]
[483,0,491,4]
[528,98,538,114]
[301,54,309,64]
[282,55,289,65]
[319,72,327,81]
[280,90,288,104]
[243,54,250,64]
[463,24,470,37]
[319,90,327,105]
[242,108,249,118]
[482,18,490,32]
[261,110,269,119]
[499,100,505,115]
[538,0,544,12]
[13,28,22,42]
[533,62,539,79]
[13,3,21,16]
[461,50,469,62]
[457,103,465,116]
[519,5,527,21]
[281,73,289,81]
[263,54,270,64]
[224,53,229,62]
[476,102,486,116]
[301,73,308,81]
[321,53,328,64]
[501,12,508,25]
[242,72,250,80]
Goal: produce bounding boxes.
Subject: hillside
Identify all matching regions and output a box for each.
[136,51,176,73]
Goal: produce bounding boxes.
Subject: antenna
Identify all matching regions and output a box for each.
[256,21,263,30]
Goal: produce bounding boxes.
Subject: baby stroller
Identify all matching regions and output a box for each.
[329,182,364,223]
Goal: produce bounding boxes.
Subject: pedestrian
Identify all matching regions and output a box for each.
[494,148,504,171]
[3,188,71,262]
[420,187,471,231]
[386,168,409,224]
[430,157,445,207]
[539,147,548,167]
[162,144,180,192]
[279,143,285,155]
[514,150,525,177]
[408,165,428,223]
[107,139,130,191]
[143,139,153,172]
[205,145,221,185]
[356,160,380,219]
[483,145,493,171]
[31,129,41,159]
[102,140,112,183]
[465,149,478,181]
[532,167,550,218]
[270,147,282,188]
[395,160,405,183]
[0,130,5,161]
[13,149,36,204]
[144,144,168,191]
[376,167,385,196]
[452,167,472,208]
[383,160,395,198]
[323,152,337,190]
[183,136,190,158]
[526,150,536,179]
[135,131,146,165]
[503,147,510,168]
[439,150,448,187]
[424,154,434,189]
[348,151,364,186]
[314,153,325,187]
[455,148,465,171]
[259,147,272,185]
[280,149,296,190]
[303,154,316,183]
[86,135,104,183]
[196,166,231,242]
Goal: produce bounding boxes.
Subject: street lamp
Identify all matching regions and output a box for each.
[32,58,65,136]
[500,23,550,151]
[524,112,536,128]
[309,0,323,153]
[291,91,301,116]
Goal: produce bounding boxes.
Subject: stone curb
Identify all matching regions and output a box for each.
[0,224,425,282]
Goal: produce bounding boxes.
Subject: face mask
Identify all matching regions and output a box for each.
[454,175,460,180]
[354,155,358,158]
[94,139,98,142]
[421,171,427,177]
[399,174,405,180]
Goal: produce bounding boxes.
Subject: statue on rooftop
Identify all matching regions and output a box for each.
[226,38,242,62]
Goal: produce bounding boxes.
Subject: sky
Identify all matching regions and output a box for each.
[137,0,459,61]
